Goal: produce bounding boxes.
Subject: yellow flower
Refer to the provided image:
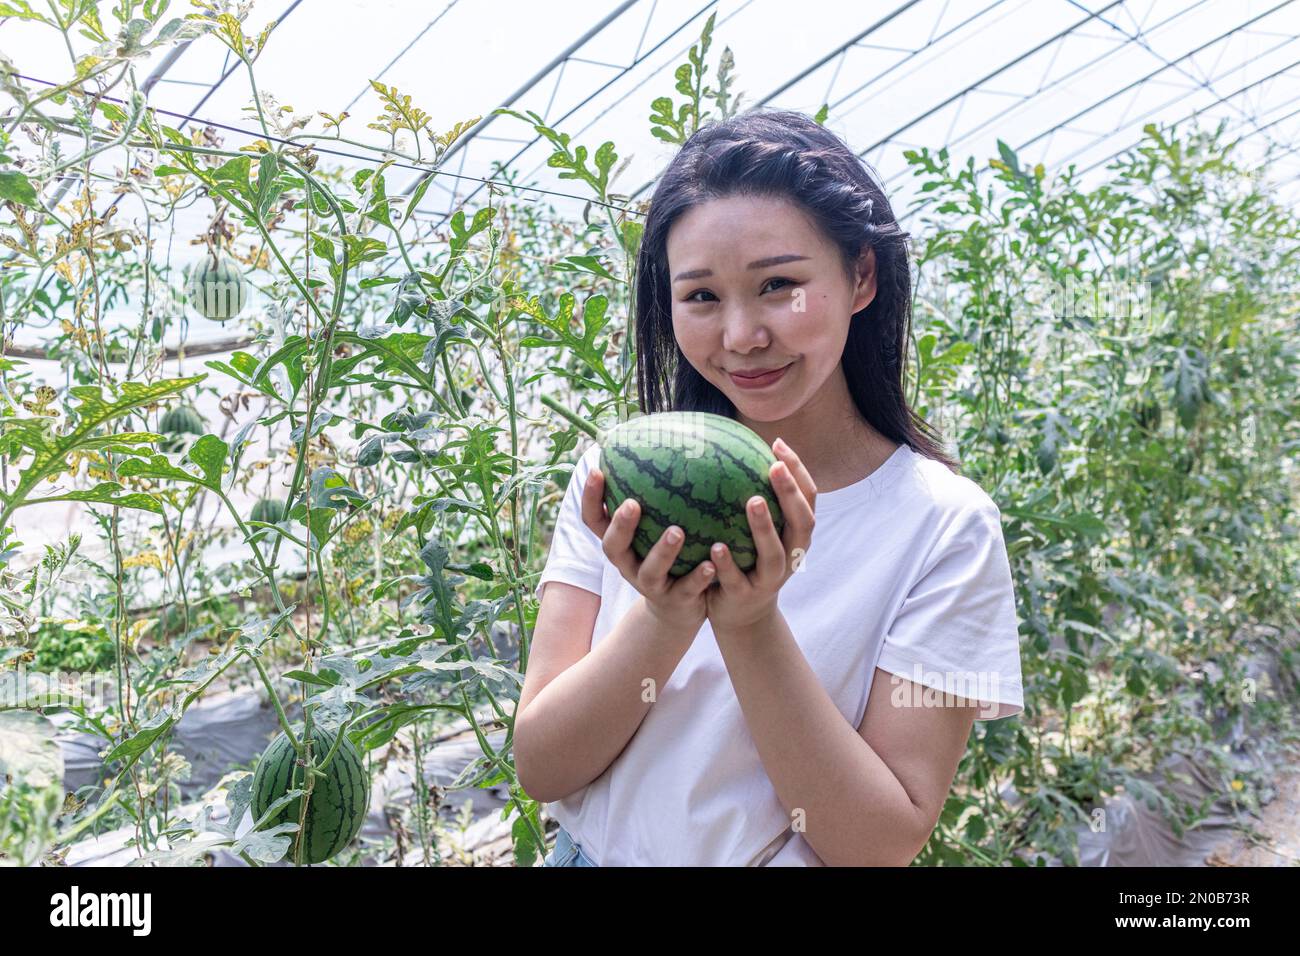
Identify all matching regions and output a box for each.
[1230,779,1244,792]
[123,553,164,571]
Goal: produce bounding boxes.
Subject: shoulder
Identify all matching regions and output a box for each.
[895,446,1001,527]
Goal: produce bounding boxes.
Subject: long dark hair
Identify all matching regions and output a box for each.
[632,107,957,471]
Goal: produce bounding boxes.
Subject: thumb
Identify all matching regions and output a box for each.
[676,558,717,596]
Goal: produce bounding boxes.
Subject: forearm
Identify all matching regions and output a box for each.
[713,613,927,867]
[515,596,701,804]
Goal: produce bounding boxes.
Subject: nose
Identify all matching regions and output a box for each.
[719,302,771,354]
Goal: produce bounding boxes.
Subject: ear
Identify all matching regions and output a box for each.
[852,245,878,315]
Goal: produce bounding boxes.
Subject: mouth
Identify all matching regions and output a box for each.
[728,362,794,390]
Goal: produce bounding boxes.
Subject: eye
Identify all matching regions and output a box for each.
[684,278,795,303]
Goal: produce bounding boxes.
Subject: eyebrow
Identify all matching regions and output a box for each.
[672,254,810,283]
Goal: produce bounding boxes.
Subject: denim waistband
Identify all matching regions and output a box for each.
[543,825,599,867]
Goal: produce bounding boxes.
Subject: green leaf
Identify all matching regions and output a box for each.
[0,170,40,207]
[513,293,615,392]
[1003,507,1105,542]
[4,376,204,507]
[185,435,229,491]
[102,709,174,763]
[363,170,392,228]
[281,669,338,687]
[341,234,387,265]
[1164,346,1211,429]
[309,466,366,511]
[389,272,424,326]
[621,219,644,258]
[996,139,1022,177]
[403,173,433,226]
[1058,660,1090,708]
[255,150,283,221]
[205,351,283,401]
[252,337,309,397]
[1035,409,1073,475]
[357,436,383,467]
[453,561,494,581]
[413,538,460,640]
[291,467,366,546]
[117,454,206,485]
[552,254,617,281]
[333,330,438,390]
[1064,512,1106,541]
[311,232,336,264]
[24,482,162,514]
[513,810,541,867]
[208,155,253,200]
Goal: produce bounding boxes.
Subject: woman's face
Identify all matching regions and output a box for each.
[666,193,876,429]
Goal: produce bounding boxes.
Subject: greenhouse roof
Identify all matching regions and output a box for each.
[5,0,1300,349]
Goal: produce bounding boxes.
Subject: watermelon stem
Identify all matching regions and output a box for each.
[539,394,603,443]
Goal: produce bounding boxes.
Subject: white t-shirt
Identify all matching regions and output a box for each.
[533,439,1024,866]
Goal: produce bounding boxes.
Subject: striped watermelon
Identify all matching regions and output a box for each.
[159,405,204,453]
[160,405,204,436]
[250,497,286,523]
[251,724,369,865]
[598,412,785,577]
[185,250,250,323]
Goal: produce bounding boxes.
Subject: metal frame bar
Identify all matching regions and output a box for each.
[398,0,642,202]
[858,0,1128,157]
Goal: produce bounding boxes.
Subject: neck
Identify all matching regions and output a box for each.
[735,378,900,494]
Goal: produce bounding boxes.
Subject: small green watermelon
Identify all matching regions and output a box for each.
[251,724,370,865]
[160,405,204,436]
[250,497,287,523]
[540,397,784,577]
[185,250,250,323]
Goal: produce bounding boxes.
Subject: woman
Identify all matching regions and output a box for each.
[516,108,1024,867]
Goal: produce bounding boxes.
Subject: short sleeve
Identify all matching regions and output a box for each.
[875,503,1024,720]
[534,444,606,603]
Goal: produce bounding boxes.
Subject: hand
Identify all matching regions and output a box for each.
[704,437,817,632]
[581,465,717,633]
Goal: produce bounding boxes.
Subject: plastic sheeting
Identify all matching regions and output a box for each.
[1018,637,1298,866]
[55,626,1298,865]
[59,695,513,866]
[50,686,297,799]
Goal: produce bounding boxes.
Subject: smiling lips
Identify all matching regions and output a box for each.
[728,362,793,389]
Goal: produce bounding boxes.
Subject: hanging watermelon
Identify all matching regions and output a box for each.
[185,249,250,323]
[251,724,370,865]
[159,404,205,453]
[250,497,287,523]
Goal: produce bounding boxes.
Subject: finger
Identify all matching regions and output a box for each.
[581,467,611,538]
[602,497,644,583]
[636,523,687,595]
[773,438,817,509]
[770,459,816,552]
[708,541,749,593]
[746,494,788,582]
[670,556,717,597]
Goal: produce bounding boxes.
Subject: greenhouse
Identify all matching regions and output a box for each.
[0,0,1297,879]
